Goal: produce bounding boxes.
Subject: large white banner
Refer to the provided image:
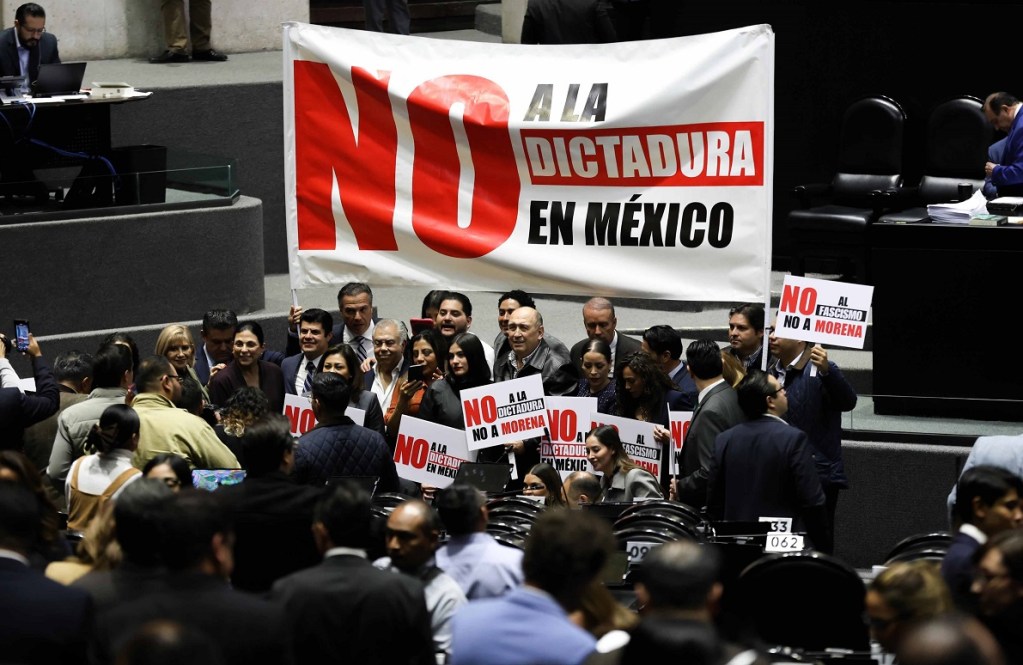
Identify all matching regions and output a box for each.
[283,23,774,301]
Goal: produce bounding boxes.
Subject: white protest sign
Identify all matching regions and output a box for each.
[776,276,873,349]
[459,374,547,450]
[393,416,476,487]
[346,405,366,427]
[539,396,597,479]
[667,410,694,476]
[283,395,365,436]
[590,412,661,479]
[283,394,317,437]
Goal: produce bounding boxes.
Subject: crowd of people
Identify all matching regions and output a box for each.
[1,282,1022,665]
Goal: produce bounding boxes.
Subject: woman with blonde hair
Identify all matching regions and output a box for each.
[155,324,208,401]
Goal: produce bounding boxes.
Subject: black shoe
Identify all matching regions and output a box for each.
[192,48,228,62]
[150,50,190,64]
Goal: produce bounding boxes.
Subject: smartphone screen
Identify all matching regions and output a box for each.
[407,363,425,382]
[14,320,29,352]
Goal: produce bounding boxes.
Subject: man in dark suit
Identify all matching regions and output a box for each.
[569,297,642,379]
[219,414,323,594]
[270,481,434,665]
[287,282,378,361]
[92,490,290,665]
[0,332,59,449]
[641,324,698,405]
[0,482,93,664]
[707,370,830,552]
[0,3,60,84]
[194,309,285,386]
[672,339,745,510]
[281,308,333,396]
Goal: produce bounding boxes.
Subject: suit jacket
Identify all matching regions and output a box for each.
[282,352,314,395]
[676,381,746,508]
[941,528,983,612]
[92,571,291,665]
[0,355,59,449]
[0,557,93,664]
[570,332,642,378]
[270,553,434,665]
[0,27,60,81]
[218,472,324,594]
[707,416,829,549]
[494,337,578,397]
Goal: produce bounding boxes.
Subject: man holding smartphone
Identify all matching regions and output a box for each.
[0,330,59,450]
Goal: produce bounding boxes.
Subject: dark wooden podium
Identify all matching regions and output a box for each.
[870,220,1023,421]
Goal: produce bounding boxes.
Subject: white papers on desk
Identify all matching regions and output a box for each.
[926,190,989,223]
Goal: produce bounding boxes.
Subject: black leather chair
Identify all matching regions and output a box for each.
[883,531,953,565]
[613,513,701,541]
[736,551,870,652]
[788,95,907,283]
[880,96,992,223]
[617,499,704,525]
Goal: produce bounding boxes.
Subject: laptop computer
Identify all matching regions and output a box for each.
[453,462,512,495]
[31,62,87,97]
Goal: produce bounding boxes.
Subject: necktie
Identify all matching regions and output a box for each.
[352,336,367,361]
[28,46,39,85]
[303,361,316,394]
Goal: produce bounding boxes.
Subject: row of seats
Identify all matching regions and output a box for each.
[788,94,994,282]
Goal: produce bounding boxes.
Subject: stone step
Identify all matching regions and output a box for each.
[475,2,502,36]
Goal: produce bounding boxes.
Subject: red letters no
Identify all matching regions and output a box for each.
[407,75,519,258]
[779,285,817,316]
[293,61,398,251]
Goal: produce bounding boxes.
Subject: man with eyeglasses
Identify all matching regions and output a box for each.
[366,319,408,411]
[131,355,238,471]
[706,369,831,552]
[0,3,60,86]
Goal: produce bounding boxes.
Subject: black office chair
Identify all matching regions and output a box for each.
[788,95,907,283]
[880,96,992,223]
[613,512,702,541]
[883,531,953,565]
[617,499,704,525]
[736,550,870,652]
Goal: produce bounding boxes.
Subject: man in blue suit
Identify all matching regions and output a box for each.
[0,3,60,85]
[281,308,334,396]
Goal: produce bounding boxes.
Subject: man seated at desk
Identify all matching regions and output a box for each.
[0,3,60,89]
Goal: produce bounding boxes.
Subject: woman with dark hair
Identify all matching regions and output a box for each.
[101,331,140,380]
[419,332,492,431]
[214,386,270,464]
[0,450,71,568]
[586,424,663,501]
[207,321,285,413]
[385,328,448,442]
[65,404,142,532]
[574,339,616,414]
[317,343,386,436]
[615,351,682,454]
[142,453,192,492]
[522,462,567,507]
